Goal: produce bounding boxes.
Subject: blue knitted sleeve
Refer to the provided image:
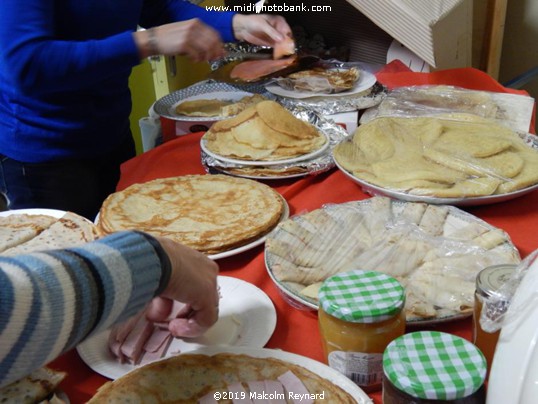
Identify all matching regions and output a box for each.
[0,231,164,388]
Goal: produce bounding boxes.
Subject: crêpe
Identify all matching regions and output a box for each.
[175,94,266,117]
[0,211,101,255]
[203,100,327,161]
[98,175,285,254]
[88,353,356,403]
[334,116,538,198]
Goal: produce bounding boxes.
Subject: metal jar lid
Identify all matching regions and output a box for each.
[318,270,405,323]
[383,331,487,400]
[475,264,518,300]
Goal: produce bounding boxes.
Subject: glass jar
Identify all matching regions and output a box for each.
[383,331,487,403]
[472,264,517,374]
[318,270,406,392]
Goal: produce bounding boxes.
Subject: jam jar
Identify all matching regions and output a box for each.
[318,270,406,392]
[383,331,487,403]
[473,264,517,374]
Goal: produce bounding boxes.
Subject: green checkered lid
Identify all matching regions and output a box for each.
[383,331,486,400]
[318,270,405,323]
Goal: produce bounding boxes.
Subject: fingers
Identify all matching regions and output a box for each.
[149,19,225,62]
[145,297,173,322]
[232,14,292,47]
[155,236,220,334]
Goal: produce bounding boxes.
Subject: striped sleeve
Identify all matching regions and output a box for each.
[0,231,164,388]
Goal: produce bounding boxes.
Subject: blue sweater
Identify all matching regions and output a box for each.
[0,0,235,163]
[0,231,170,388]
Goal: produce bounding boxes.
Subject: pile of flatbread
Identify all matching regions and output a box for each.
[175,94,266,117]
[202,100,327,161]
[0,367,67,403]
[334,115,538,198]
[265,196,520,321]
[89,353,356,403]
[98,175,285,255]
[277,67,360,93]
[0,211,101,256]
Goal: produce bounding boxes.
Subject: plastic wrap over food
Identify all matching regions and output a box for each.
[333,115,538,201]
[202,105,350,178]
[264,196,520,322]
[479,250,538,334]
[361,85,535,133]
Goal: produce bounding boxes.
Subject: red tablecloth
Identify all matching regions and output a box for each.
[50,66,538,403]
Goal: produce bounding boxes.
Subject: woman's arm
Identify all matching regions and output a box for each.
[0,231,218,389]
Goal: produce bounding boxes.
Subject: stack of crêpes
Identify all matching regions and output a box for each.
[334,114,538,201]
[201,100,330,178]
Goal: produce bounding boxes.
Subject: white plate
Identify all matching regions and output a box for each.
[184,346,372,403]
[154,81,274,121]
[265,70,377,99]
[201,133,330,166]
[76,276,277,380]
[264,198,520,324]
[334,133,538,207]
[208,197,289,260]
[0,208,66,218]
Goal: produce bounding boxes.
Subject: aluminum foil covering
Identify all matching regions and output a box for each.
[202,106,351,178]
[273,61,386,114]
[210,42,270,71]
[277,82,386,115]
[211,55,387,115]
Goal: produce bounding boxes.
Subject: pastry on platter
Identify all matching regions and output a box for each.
[203,100,327,161]
[88,353,355,403]
[175,94,266,117]
[334,115,538,197]
[265,196,520,321]
[0,211,101,255]
[98,175,285,254]
[278,67,360,93]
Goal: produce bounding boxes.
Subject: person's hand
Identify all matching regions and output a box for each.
[135,19,226,62]
[232,14,294,49]
[145,237,219,338]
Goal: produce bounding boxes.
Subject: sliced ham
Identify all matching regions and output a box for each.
[143,327,173,353]
[230,56,297,82]
[228,382,253,404]
[119,316,154,365]
[140,333,173,365]
[247,381,270,403]
[198,392,219,404]
[264,380,287,404]
[277,371,313,404]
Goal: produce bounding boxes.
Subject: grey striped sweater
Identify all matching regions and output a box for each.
[0,231,167,388]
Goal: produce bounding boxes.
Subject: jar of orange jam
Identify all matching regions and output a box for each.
[318,270,406,392]
[472,264,517,374]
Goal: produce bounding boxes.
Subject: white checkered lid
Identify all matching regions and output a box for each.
[383,331,487,400]
[318,270,405,323]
